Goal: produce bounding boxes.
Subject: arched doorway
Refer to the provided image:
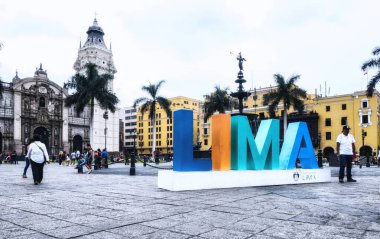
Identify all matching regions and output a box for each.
[72,135,83,153]
[33,127,49,151]
[359,145,372,157]
[323,146,338,167]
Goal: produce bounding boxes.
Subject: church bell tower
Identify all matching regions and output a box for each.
[73,18,119,152]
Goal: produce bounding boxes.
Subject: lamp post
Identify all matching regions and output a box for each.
[166,139,169,162]
[317,132,323,168]
[130,129,136,175]
[103,111,108,150]
[362,129,370,167]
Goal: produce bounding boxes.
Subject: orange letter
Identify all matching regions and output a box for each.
[211,114,231,170]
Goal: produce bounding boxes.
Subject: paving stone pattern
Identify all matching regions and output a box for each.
[0,163,379,238]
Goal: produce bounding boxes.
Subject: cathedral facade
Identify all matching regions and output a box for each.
[0,18,119,156]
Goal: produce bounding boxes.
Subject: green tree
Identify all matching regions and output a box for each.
[362,47,380,96]
[133,80,171,158]
[263,74,307,135]
[65,63,119,145]
[203,86,231,121]
[0,78,4,101]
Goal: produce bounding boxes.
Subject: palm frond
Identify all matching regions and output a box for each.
[0,80,4,101]
[273,74,285,86]
[373,47,380,55]
[361,59,379,71]
[366,71,380,96]
[156,96,172,118]
[291,87,307,99]
[133,97,149,108]
[202,85,230,120]
[140,101,152,115]
[97,91,119,113]
[291,97,305,113]
[286,75,300,86]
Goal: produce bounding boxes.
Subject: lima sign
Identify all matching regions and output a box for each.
[173,110,318,172]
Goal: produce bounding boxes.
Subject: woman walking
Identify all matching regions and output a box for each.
[27,134,49,185]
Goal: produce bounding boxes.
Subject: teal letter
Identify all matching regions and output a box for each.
[231,116,279,170]
[279,122,318,169]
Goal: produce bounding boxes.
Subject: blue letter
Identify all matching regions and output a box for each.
[173,110,212,171]
[279,122,318,169]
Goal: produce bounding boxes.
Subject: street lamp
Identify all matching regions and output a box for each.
[362,129,370,167]
[317,132,323,168]
[166,139,169,154]
[103,110,108,150]
[130,129,137,175]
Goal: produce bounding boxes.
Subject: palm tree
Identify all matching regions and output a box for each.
[263,74,307,135]
[65,63,119,145]
[133,80,171,158]
[362,47,380,96]
[203,86,231,121]
[0,79,4,101]
[0,43,4,101]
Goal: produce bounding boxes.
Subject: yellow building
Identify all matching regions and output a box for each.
[201,87,380,158]
[136,96,202,155]
[135,88,380,160]
[310,90,380,158]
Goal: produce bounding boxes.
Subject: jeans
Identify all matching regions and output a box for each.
[23,157,30,175]
[339,154,353,180]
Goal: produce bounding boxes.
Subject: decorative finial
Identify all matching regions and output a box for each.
[93,12,98,25]
[39,63,43,70]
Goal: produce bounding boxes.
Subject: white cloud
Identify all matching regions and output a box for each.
[1,0,380,107]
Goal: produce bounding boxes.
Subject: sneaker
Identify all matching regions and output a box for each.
[34,181,38,185]
[22,174,27,178]
[347,179,357,182]
[339,179,344,183]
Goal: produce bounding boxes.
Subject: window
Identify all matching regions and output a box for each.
[326,106,330,112]
[362,115,369,124]
[204,139,208,146]
[362,100,368,108]
[259,112,265,118]
[325,118,331,126]
[39,97,45,108]
[326,132,331,140]
[203,128,208,135]
[342,104,346,110]
[341,117,347,126]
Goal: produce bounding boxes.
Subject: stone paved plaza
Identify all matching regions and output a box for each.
[1,162,380,239]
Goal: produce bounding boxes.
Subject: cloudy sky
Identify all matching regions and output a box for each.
[0,0,379,107]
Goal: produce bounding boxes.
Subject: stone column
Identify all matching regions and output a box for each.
[62,107,69,153]
[13,92,22,154]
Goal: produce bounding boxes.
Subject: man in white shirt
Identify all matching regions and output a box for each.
[336,125,357,183]
[27,134,49,185]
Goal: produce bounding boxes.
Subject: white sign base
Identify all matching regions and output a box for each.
[158,168,331,191]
